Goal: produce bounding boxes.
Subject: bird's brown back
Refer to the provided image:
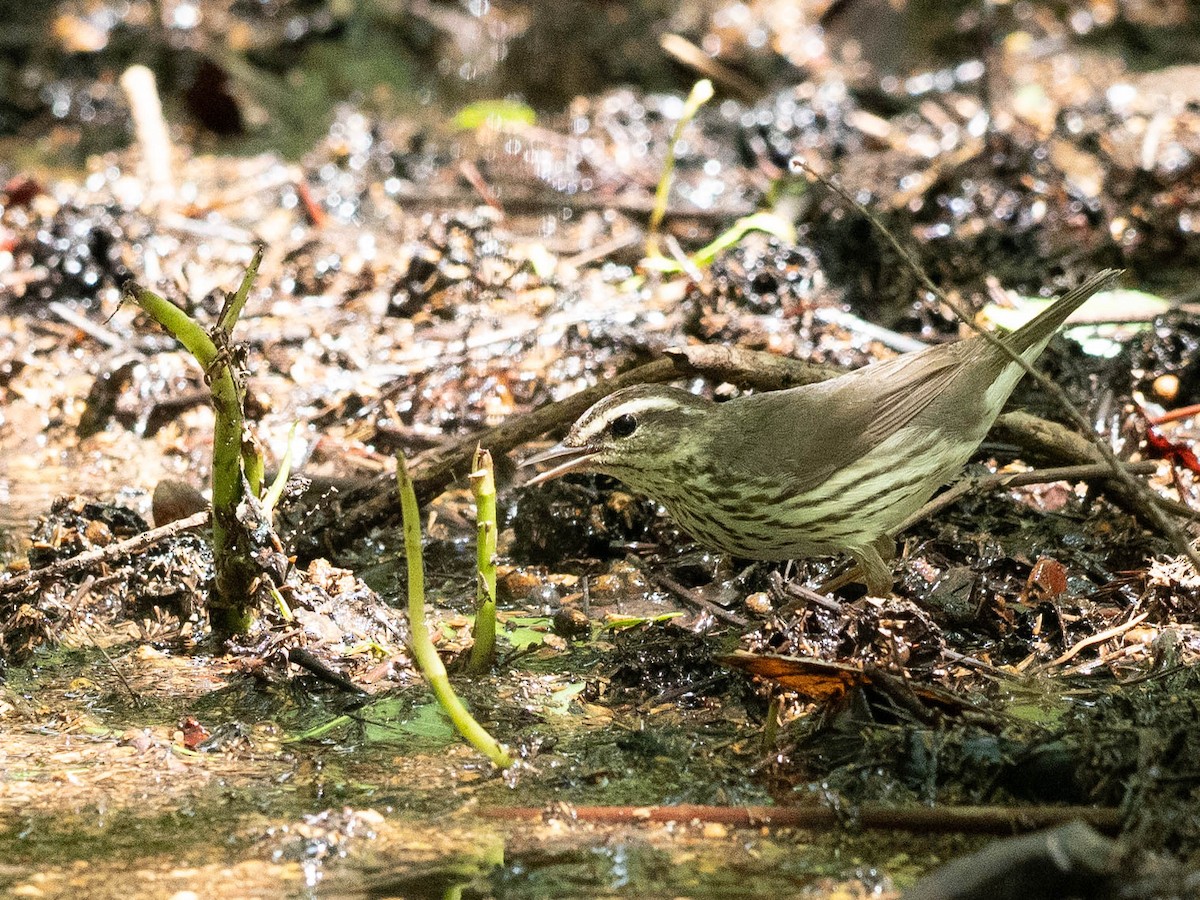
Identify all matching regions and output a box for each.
[707,269,1120,496]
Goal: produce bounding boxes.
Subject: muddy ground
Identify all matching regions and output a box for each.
[5,1,1200,897]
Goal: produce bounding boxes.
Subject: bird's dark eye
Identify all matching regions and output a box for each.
[610,413,638,438]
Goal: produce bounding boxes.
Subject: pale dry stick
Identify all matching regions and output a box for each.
[659,33,762,101]
[791,157,1200,577]
[780,580,845,614]
[888,140,986,211]
[663,233,705,283]
[646,569,748,628]
[812,305,929,353]
[479,802,1121,834]
[0,510,210,597]
[1035,611,1150,673]
[46,300,124,349]
[119,65,175,210]
[1060,641,1149,678]
[458,159,504,217]
[561,231,642,269]
[892,461,1160,536]
[158,212,258,245]
[940,647,1010,679]
[0,265,48,294]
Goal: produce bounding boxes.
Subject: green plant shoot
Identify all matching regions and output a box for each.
[467,447,498,673]
[640,212,797,275]
[124,247,266,635]
[396,453,512,768]
[646,79,714,260]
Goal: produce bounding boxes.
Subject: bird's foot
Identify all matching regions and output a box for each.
[850,543,895,597]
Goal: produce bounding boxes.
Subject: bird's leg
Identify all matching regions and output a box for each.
[851,539,895,597]
[873,534,897,563]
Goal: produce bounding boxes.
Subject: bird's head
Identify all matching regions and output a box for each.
[522,384,710,489]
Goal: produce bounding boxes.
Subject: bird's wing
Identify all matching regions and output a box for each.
[717,345,978,496]
[714,270,1124,497]
[851,343,981,445]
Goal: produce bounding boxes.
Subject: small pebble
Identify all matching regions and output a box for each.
[497,566,542,601]
[152,478,208,527]
[744,591,773,616]
[1153,373,1180,402]
[553,606,591,638]
[83,519,112,546]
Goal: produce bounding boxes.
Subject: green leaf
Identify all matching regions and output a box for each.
[603,611,684,631]
[493,614,553,650]
[644,212,797,274]
[453,100,536,131]
[364,700,457,743]
[543,681,586,715]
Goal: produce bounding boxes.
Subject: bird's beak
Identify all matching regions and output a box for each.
[521,442,598,486]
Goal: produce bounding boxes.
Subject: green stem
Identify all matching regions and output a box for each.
[126,274,261,636]
[467,447,498,674]
[646,79,714,259]
[762,694,782,753]
[224,247,264,496]
[219,246,262,334]
[262,421,300,515]
[397,453,512,768]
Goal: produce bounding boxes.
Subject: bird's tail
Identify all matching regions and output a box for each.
[1003,268,1122,357]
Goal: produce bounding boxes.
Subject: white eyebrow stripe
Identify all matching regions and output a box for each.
[575,396,682,441]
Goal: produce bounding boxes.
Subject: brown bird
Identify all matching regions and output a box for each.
[524,270,1119,595]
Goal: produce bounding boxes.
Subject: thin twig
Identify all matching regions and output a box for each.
[286,647,366,694]
[792,158,1200,577]
[119,65,174,210]
[659,33,762,101]
[940,647,1010,679]
[0,510,210,597]
[478,802,1121,834]
[1061,642,1144,677]
[893,461,1160,536]
[812,306,929,353]
[780,581,845,614]
[990,412,1200,523]
[46,301,124,349]
[562,231,642,269]
[646,569,748,628]
[72,576,144,707]
[89,636,143,706]
[1036,611,1150,672]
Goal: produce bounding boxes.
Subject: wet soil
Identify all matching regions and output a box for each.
[6,1,1200,897]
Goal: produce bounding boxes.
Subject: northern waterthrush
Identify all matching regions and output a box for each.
[524,271,1119,595]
